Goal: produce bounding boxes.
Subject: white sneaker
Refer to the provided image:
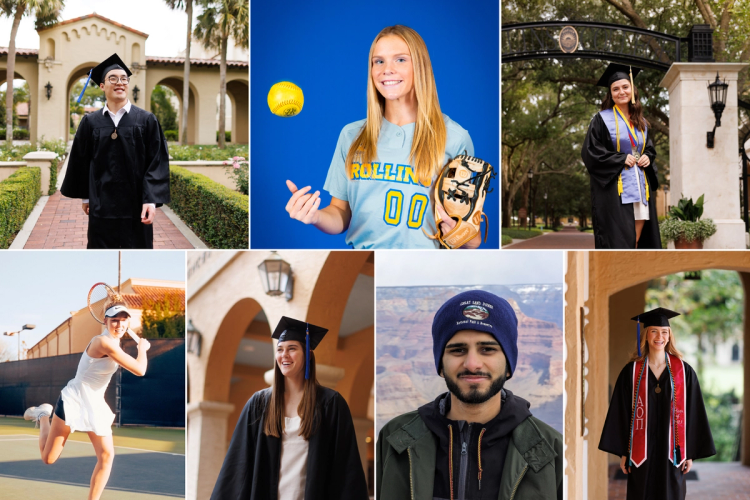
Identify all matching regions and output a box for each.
[24,404,53,425]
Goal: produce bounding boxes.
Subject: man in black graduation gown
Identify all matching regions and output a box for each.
[210,317,369,500]
[61,53,170,249]
[581,63,661,249]
[599,308,715,500]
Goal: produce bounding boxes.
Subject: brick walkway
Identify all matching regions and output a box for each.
[608,462,750,499]
[504,226,595,249]
[23,191,194,249]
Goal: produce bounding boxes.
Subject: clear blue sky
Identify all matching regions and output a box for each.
[377,250,564,287]
[0,251,185,358]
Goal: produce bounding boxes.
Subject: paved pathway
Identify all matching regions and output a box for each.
[608,462,750,499]
[23,191,194,249]
[504,226,595,249]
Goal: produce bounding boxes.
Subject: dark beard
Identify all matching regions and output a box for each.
[444,370,506,405]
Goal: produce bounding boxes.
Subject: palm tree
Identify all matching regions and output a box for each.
[193,0,248,149]
[0,0,63,144]
[164,0,193,145]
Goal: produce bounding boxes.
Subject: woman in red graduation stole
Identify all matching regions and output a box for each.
[211,317,368,500]
[599,308,715,500]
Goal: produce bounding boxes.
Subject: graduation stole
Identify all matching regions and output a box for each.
[628,353,687,468]
[599,107,649,205]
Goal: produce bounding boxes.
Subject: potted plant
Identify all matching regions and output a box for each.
[659,194,717,249]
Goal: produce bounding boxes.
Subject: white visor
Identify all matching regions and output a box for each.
[104,304,131,318]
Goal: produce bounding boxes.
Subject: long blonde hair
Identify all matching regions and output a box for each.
[345,25,447,187]
[629,326,684,363]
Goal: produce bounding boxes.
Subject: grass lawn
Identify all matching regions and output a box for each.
[502,228,544,240]
[0,416,184,454]
[700,364,743,397]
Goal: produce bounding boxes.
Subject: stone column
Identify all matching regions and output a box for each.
[23,151,58,195]
[352,417,373,489]
[659,63,749,249]
[186,400,235,500]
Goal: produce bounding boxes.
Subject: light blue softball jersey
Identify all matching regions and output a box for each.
[323,114,474,249]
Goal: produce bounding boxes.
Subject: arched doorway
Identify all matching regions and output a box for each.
[152,77,199,144]
[66,63,101,143]
[1,70,33,143]
[226,79,248,144]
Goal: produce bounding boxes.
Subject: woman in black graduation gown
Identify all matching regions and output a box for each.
[581,63,661,249]
[599,308,715,500]
[211,317,368,500]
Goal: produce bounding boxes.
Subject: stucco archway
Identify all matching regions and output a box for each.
[151,77,199,144]
[226,79,247,144]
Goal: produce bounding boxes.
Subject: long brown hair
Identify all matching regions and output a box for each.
[601,83,649,131]
[629,326,684,363]
[263,347,319,440]
[345,25,447,187]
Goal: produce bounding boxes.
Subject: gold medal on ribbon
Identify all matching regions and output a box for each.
[111,129,118,140]
[655,383,661,394]
[633,152,641,162]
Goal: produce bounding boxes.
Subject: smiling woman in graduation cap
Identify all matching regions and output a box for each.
[599,308,715,500]
[211,317,369,500]
[581,63,661,249]
[61,53,170,249]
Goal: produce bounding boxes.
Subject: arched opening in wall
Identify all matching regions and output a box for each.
[606,269,748,498]
[226,79,248,144]
[153,77,198,144]
[151,85,179,142]
[0,72,31,143]
[67,63,105,143]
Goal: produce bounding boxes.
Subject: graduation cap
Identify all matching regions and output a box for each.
[76,53,132,104]
[272,316,328,380]
[596,63,642,105]
[630,307,681,356]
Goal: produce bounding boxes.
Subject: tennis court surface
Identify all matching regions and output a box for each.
[0,418,184,499]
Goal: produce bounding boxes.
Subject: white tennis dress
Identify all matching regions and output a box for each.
[60,333,119,436]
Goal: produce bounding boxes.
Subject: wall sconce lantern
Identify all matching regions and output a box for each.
[706,73,728,148]
[258,251,294,301]
[186,319,202,356]
[44,82,53,100]
[133,85,140,104]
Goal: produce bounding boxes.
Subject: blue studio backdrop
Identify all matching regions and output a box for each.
[251,0,499,249]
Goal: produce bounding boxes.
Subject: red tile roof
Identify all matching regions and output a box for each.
[0,47,39,57]
[146,56,248,68]
[37,13,149,38]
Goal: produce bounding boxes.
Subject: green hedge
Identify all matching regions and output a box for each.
[0,167,41,248]
[164,130,178,142]
[0,128,30,140]
[168,166,248,248]
[216,130,231,142]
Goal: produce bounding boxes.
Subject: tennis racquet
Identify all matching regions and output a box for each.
[87,282,140,344]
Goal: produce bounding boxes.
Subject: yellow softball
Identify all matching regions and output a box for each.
[268,81,304,117]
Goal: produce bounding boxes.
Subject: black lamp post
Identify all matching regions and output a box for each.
[132,85,140,104]
[186,319,202,356]
[544,192,548,229]
[44,82,53,100]
[258,252,294,301]
[707,73,729,148]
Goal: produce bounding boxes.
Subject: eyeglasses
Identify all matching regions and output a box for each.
[107,76,130,84]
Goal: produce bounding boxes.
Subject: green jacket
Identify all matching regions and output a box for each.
[377,410,563,500]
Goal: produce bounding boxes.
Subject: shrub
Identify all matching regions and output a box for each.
[168,144,248,161]
[164,130,179,142]
[13,129,29,140]
[659,217,717,243]
[216,130,231,142]
[0,167,41,248]
[168,166,248,248]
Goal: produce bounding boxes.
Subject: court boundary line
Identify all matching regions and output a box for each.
[0,434,184,455]
[0,473,184,498]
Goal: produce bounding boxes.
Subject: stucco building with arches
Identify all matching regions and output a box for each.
[185,250,375,500]
[565,251,750,499]
[0,13,248,145]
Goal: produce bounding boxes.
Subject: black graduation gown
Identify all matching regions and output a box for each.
[61,105,171,249]
[599,361,715,500]
[581,113,661,249]
[210,386,369,500]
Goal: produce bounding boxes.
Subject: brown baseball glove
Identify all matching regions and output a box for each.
[423,153,495,249]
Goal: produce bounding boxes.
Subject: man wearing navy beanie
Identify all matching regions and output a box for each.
[377,290,562,500]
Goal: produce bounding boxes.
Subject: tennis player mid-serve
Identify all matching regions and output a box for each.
[23,295,151,500]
